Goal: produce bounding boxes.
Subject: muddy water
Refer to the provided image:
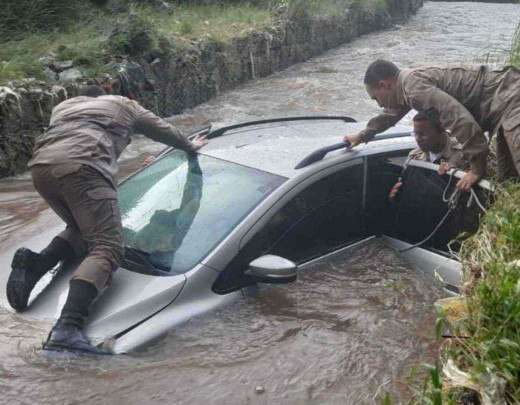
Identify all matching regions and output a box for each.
[0,241,442,404]
[1,2,518,404]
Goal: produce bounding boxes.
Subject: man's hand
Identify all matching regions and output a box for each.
[388,181,402,200]
[142,155,155,167]
[437,162,450,176]
[190,134,208,151]
[343,133,363,147]
[456,170,480,192]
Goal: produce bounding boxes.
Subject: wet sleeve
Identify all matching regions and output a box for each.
[358,107,410,143]
[405,79,488,177]
[131,102,195,152]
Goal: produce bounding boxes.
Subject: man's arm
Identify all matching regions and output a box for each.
[404,79,488,182]
[131,101,198,152]
[358,107,410,143]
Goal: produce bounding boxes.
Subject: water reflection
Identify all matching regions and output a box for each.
[130,155,203,270]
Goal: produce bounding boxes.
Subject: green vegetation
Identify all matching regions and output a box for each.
[136,3,273,41]
[0,1,274,85]
[457,182,520,402]
[284,0,349,17]
[407,186,520,405]
[0,26,107,82]
[0,0,374,85]
[283,0,380,18]
[510,22,520,66]
[0,0,86,39]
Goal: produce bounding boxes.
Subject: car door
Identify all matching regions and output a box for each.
[387,160,492,253]
[212,160,366,294]
[364,149,414,236]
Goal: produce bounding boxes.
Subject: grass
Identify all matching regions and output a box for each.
[407,183,520,404]
[456,182,520,402]
[1,0,391,84]
[0,2,274,85]
[0,25,108,83]
[136,3,273,42]
[286,0,352,17]
[285,0,383,18]
[0,0,85,39]
[412,183,520,405]
[510,22,520,67]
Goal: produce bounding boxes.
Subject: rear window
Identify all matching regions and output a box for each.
[119,151,285,275]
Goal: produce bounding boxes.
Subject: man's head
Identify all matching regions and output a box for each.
[79,85,106,98]
[364,60,400,108]
[413,110,446,153]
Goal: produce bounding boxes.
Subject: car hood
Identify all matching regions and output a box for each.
[0,229,186,345]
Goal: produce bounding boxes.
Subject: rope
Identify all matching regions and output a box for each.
[442,168,460,204]
[398,206,455,253]
[469,187,487,213]
[444,168,487,213]
[398,168,486,253]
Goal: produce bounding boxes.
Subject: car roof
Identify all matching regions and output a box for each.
[201,119,415,178]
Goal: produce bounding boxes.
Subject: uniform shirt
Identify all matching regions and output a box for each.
[28,95,194,186]
[408,132,469,169]
[428,151,441,163]
[359,66,520,177]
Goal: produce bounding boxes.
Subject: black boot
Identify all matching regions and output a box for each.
[43,280,110,355]
[6,237,73,311]
[43,320,110,355]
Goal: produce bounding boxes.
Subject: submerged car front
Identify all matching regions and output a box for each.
[0,149,286,352]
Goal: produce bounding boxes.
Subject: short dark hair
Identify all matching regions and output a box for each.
[80,85,106,98]
[363,60,400,86]
[413,109,443,132]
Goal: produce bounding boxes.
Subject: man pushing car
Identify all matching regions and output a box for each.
[6,85,207,354]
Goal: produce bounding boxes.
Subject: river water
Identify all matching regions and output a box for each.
[0,2,518,404]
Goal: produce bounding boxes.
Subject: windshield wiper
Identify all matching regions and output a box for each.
[123,246,171,272]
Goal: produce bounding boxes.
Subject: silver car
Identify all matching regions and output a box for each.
[0,116,491,353]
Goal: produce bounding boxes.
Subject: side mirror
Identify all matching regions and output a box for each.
[245,255,297,284]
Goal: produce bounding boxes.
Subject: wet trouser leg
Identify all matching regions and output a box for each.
[32,164,121,354]
[31,163,123,292]
[497,127,520,181]
[60,169,123,291]
[31,165,87,260]
[6,166,82,311]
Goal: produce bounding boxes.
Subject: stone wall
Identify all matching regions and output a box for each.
[0,0,423,178]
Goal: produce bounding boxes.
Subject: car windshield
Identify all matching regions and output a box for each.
[119,151,286,275]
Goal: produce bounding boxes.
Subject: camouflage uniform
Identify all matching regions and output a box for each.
[359,65,520,179]
[28,95,195,290]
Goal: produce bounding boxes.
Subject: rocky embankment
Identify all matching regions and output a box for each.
[0,0,422,178]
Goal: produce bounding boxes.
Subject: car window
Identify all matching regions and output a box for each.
[119,151,286,275]
[213,161,365,293]
[389,162,491,252]
[266,166,365,262]
[365,150,412,236]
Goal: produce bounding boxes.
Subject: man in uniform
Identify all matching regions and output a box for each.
[389,110,469,199]
[346,60,520,188]
[6,85,207,354]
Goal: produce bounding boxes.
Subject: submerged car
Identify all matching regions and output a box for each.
[0,116,492,353]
